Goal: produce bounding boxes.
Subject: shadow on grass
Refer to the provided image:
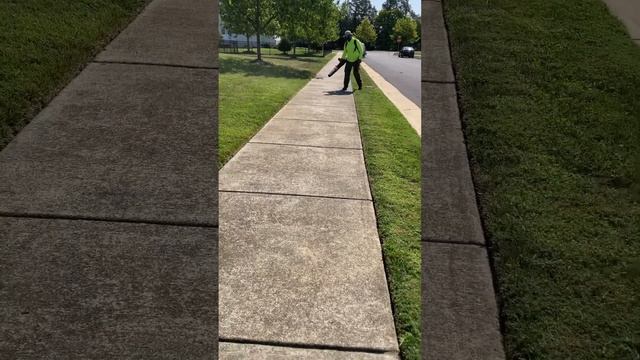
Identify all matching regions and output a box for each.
[324,90,353,96]
[220,57,315,79]
[282,55,326,62]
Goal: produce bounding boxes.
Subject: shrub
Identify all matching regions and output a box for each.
[278,38,292,54]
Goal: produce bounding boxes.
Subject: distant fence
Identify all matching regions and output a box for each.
[219,40,332,57]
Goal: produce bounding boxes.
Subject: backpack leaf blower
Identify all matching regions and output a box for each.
[328,58,347,77]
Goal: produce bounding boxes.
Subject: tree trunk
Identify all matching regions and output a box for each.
[256,0,262,61]
[246,33,251,52]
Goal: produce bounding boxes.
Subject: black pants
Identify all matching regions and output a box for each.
[343,60,362,90]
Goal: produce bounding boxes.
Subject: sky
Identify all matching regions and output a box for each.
[371,0,421,15]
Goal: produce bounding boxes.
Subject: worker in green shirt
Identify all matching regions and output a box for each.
[341,30,365,91]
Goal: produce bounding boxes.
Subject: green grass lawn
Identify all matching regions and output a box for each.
[354,69,421,360]
[444,0,640,358]
[219,52,332,166]
[0,0,149,150]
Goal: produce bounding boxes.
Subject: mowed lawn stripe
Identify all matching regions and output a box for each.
[445,0,640,358]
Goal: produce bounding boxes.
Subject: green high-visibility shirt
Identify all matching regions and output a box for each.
[342,38,365,62]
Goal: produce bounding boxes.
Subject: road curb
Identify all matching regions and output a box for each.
[421,0,506,359]
[360,62,421,136]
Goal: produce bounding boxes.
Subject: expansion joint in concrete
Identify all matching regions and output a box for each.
[219,338,396,355]
[218,189,371,203]
[0,212,218,229]
[422,237,486,248]
[92,60,219,71]
[249,141,362,151]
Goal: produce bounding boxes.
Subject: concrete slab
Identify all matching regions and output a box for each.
[422,1,455,83]
[219,143,371,200]
[276,103,357,123]
[0,63,218,226]
[422,242,504,360]
[287,92,355,107]
[219,192,397,351]
[96,0,218,68]
[423,127,469,171]
[251,118,362,149]
[423,0,446,30]
[0,217,217,358]
[422,82,461,130]
[220,342,399,359]
[422,166,484,244]
[602,0,640,39]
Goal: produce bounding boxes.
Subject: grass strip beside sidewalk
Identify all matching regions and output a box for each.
[0,0,149,150]
[219,53,333,167]
[354,69,421,360]
[445,0,640,358]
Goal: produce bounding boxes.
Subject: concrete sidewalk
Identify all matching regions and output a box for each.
[219,56,400,358]
[603,0,640,45]
[0,0,218,357]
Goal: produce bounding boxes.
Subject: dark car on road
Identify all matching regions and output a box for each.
[399,46,415,58]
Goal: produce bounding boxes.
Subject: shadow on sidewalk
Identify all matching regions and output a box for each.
[323,90,354,96]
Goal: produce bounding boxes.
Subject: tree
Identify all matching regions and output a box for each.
[304,0,341,53]
[220,0,254,52]
[381,0,416,17]
[340,0,376,39]
[278,38,292,54]
[220,0,278,62]
[392,17,417,48]
[274,0,307,55]
[374,8,403,50]
[349,0,377,26]
[356,18,377,48]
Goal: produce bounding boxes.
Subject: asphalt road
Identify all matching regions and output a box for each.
[363,51,421,107]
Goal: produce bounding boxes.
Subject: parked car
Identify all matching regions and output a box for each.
[399,46,415,58]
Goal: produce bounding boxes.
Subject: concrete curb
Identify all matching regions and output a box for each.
[421,0,506,359]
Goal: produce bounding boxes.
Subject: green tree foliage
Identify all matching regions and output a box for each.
[340,0,376,37]
[277,38,292,54]
[393,17,417,46]
[356,18,377,47]
[220,0,279,61]
[274,0,306,54]
[349,0,377,25]
[221,0,339,60]
[382,0,415,17]
[220,0,254,50]
[305,0,341,47]
[374,8,403,50]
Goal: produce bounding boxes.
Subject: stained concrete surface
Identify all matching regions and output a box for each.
[0,218,217,358]
[219,55,399,356]
[96,0,219,68]
[219,192,397,351]
[0,64,218,226]
[422,243,504,360]
[219,143,371,200]
[251,118,362,149]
